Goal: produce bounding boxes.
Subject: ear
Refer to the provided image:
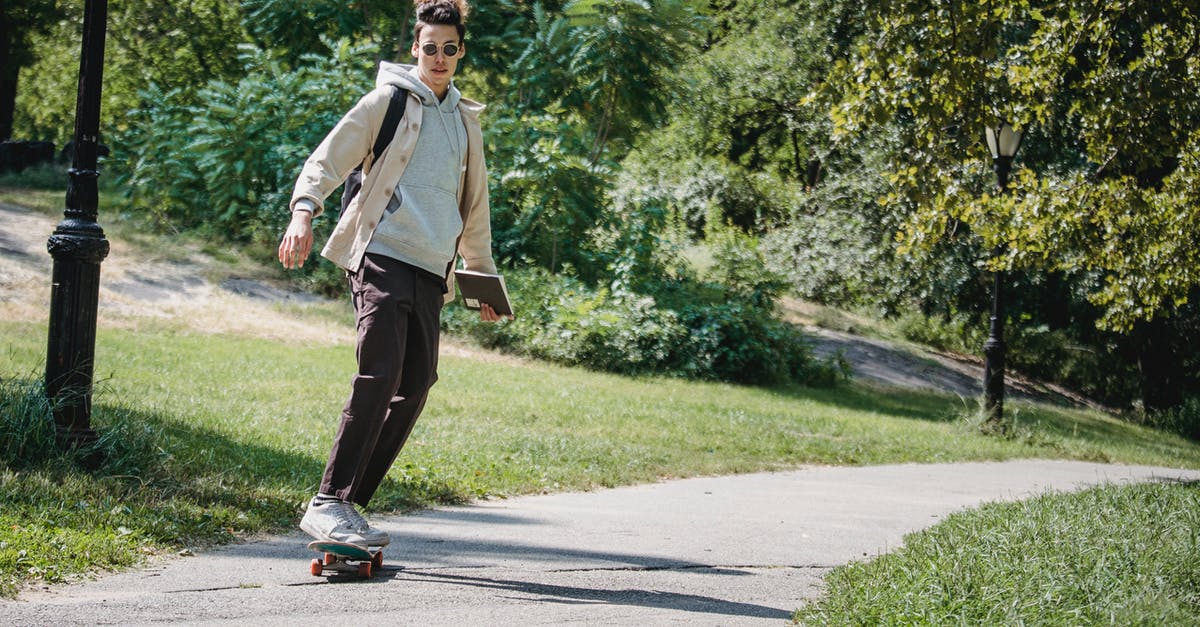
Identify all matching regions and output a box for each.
[411,41,420,58]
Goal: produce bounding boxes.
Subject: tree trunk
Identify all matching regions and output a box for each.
[1135,317,1183,412]
[1043,271,1070,331]
[0,25,16,141]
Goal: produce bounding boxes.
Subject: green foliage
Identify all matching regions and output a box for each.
[561,0,707,159]
[241,0,366,63]
[0,162,67,190]
[14,0,245,146]
[1138,397,1200,442]
[0,0,61,70]
[115,39,375,256]
[0,375,165,477]
[796,482,1200,625]
[446,233,846,387]
[0,0,64,139]
[486,109,610,275]
[448,265,693,375]
[829,0,1200,332]
[666,0,836,181]
[478,0,708,276]
[12,23,82,146]
[617,135,792,238]
[1006,324,1141,410]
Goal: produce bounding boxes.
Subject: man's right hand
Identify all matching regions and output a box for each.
[278,210,314,269]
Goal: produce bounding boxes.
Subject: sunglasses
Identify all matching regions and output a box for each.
[420,42,461,57]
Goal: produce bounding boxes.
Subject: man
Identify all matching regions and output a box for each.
[277,0,504,547]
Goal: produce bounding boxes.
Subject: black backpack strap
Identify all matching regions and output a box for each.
[340,87,409,215]
[369,86,409,166]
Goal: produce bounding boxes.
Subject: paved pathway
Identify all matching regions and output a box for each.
[5,460,1197,625]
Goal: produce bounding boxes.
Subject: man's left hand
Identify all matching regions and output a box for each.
[479,303,512,322]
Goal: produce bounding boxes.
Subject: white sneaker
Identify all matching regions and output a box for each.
[345,505,391,547]
[300,498,370,546]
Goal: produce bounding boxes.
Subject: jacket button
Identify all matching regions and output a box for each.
[384,187,392,196]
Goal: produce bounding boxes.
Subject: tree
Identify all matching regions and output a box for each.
[14,0,246,147]
[476,0,708,275]
[0,0,63,140]
[563,0,707,162]
[828,0,1200,409]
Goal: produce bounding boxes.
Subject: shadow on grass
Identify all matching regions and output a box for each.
[1,391,470,548]
[1021,403,1200,458]
[769,379,969,424]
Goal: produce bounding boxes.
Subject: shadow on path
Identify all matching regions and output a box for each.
[395,569,793,621]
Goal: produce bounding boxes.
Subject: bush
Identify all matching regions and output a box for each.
[113,38,378,295]
[0,162,68,190]
[443,256,847,387]
[443,266,691,376]
[1139,396,1200,441]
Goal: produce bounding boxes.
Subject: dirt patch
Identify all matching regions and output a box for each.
[1,202,352,345]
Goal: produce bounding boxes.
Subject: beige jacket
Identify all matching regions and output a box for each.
[290,76,496,303]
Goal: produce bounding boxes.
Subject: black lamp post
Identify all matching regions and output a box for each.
[45,0,110,447]
[981,122,1022,428]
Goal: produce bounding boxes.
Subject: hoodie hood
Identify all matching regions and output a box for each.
[376,61,461,112]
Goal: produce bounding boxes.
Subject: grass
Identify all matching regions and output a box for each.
[794,480,1200,625]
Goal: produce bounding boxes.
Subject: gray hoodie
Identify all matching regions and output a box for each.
[365,62,469,278]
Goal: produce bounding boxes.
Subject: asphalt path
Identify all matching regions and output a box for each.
[5,460,1198,625]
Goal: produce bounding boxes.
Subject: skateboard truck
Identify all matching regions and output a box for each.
[307,540,384,579]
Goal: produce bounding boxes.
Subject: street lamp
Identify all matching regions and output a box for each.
[981,122,1023,429]
[45,0,110,448]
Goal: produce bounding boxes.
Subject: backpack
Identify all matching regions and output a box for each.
[340,86,409,213]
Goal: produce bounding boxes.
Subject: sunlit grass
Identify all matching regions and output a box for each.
[795,481,1200,625]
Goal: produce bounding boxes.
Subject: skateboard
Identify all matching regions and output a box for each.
[307,540,384,578]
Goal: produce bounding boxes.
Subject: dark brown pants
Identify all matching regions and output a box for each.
[320,253,444,507]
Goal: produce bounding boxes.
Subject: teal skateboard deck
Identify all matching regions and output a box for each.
[307,540,383,578]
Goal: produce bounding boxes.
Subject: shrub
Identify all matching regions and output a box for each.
[0,162,68,190]
[113,39,377,295]
[443,257,847,387]
[1139,396,1200,441]
[443,266,690,376]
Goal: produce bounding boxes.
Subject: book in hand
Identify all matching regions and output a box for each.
[454,269,514,317]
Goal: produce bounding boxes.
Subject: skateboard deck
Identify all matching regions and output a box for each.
[307,540,384,578]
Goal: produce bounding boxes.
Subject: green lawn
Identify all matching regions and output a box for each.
[796,481,1200,625]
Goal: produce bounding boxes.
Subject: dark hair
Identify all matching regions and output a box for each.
[413,0,468,42]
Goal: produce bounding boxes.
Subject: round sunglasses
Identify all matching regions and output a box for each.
[420,42,461,57]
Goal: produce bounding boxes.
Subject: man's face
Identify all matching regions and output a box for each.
[411,24,463,98]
